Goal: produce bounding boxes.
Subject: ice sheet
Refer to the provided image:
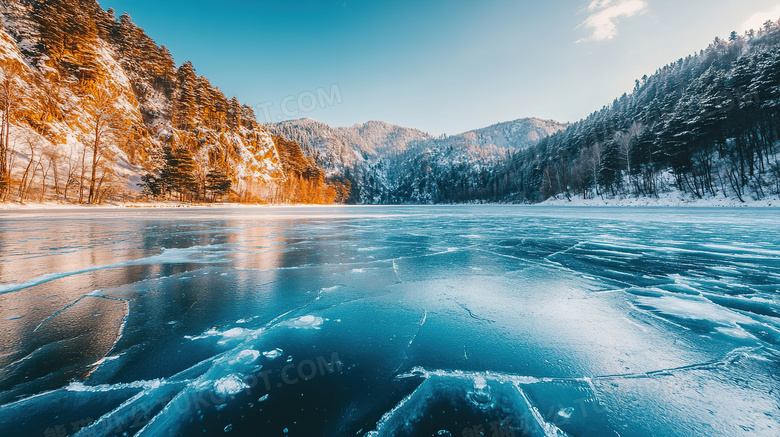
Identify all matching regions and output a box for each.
[0,206,778,436]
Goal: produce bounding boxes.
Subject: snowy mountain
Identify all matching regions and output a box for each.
[269,117,568,203]
[0,0,339,204]
[267,118,433,169]
[269,117,566,170]
[0,0,565,206]
[416,117,568,154]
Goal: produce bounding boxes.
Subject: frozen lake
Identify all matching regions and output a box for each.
[0,206,779,437]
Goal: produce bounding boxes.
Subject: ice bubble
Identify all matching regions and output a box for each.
[558,407,575,420]
[213,374,248,397]
[263,348,284,360]
[467,376,493,407]
[468,390,492,406]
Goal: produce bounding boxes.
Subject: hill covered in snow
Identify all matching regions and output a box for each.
[267,118,433,170]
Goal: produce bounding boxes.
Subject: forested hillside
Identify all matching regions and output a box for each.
[0,0,338,204]
[482,22,780,204]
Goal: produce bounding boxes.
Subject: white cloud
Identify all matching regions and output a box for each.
[579,0,648,42]
[740,5,780,33]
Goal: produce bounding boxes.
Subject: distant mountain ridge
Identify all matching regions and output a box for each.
[267,118,434,170]
[267,117,569,204]
[268,117,568,170]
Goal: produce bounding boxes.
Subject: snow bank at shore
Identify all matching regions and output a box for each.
[541,190,778,207]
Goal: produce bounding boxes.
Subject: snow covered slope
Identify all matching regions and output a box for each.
[267,118,434,170]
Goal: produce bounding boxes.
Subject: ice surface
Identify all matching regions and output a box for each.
[0,206,779,436]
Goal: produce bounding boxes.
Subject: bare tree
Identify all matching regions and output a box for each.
[78,138,87,203]
[38,146,58,202]
[82,82,126,204]
[63,145,79,202]
[18,137,41,203]
[0,63,24,199]
[586,142,603,198]
[42,146,62,200]
[615,131,633,180]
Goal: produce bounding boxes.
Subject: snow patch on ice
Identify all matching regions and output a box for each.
[287,315,326,330]
[213,374,249,397]
[185,327,252,343]
[229,349,261,365]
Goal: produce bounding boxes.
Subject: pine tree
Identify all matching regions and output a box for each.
[206,168,232,202]
[175,62,198,130]
[160,145,198,201]
[138,173,163,199]
[227,97,242,129]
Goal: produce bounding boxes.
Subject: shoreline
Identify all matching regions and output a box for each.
[0,197,778,210]
[0,202,348,210]
[539,192,778,208]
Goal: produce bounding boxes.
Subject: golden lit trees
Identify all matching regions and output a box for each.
[81,82,127,204]
[0,62,24,198]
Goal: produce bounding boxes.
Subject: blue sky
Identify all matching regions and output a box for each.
[97,0,780,135]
